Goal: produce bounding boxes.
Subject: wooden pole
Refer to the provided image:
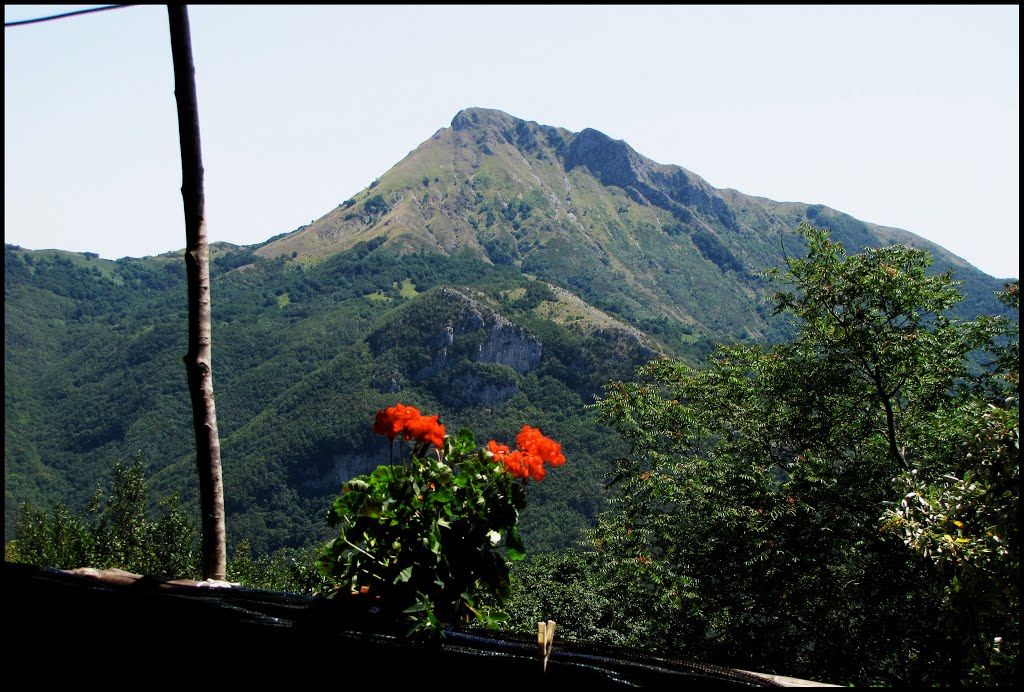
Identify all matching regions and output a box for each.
[167,4,226,581]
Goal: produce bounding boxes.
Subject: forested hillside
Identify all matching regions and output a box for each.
[4,243,649,554]
[4,109,1013,560]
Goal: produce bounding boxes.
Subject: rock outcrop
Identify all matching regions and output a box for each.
[368,287,541,406]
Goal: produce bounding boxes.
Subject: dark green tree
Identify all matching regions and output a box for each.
[227,538,328,594]
[528,224,1018,685]
[881,280,1019,685]
[6,453,200,579]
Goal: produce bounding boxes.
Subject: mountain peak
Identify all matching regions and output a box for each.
[252,108,1004,337]
[450,107,521,132]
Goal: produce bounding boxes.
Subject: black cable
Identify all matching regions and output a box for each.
[5,5,133,28]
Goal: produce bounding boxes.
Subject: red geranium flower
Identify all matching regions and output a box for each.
[372,403,446,449]
[488,426,564,481]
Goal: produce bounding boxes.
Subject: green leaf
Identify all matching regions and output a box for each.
[506,526,526,561]
[452,428,477,455]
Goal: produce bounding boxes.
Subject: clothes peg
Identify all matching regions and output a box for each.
[538,619,556,672]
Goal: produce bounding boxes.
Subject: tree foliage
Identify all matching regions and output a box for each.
[6,453,199,579]
[881,281,1019,685]
[5,453,334,594]
[510,224,1017,685]
[226,538,328,594]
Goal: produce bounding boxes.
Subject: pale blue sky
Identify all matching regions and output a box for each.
[4,5,1019,278]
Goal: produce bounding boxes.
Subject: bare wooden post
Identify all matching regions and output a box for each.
[167,4,226,580]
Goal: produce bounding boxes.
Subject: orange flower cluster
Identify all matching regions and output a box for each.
[488,425,565,481]
[372,403,445,449]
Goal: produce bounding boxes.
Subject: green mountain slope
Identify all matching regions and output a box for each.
[4,245,645,554]
[256,107,1008,349]
[4,107,1012,556]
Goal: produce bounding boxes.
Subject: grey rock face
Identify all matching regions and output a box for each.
[412,288,541,380]
[475,313,542,373]
[368,287,542,388]
[564,128,645,189]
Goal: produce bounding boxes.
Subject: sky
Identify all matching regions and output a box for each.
[4,5,1019,279]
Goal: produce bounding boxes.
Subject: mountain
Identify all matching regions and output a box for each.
[255,107,1007,343]
[4,107,1012,556]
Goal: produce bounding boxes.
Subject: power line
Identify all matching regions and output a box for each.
[5,5,133,28]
